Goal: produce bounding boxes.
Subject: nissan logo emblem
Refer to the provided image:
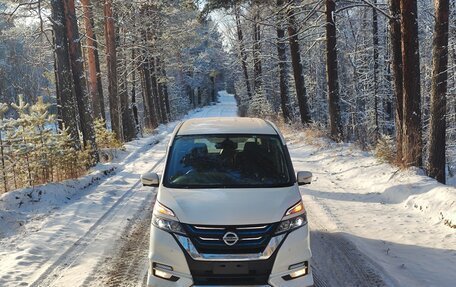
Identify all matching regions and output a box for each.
[222,232,239,246]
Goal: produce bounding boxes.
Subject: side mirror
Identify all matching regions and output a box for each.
[297,171,312,185]
[141,172,160,187]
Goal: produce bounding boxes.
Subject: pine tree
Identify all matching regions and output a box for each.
[81,0,106,121]
[11,96,34,187]
[63,0,98,156]
[388,0,404,164]
[325,0,343,140]
[400,0,422,167]
[287,0,311,124]
[104,0,121,140]
[428,0,450,183]
[51,0,80,149]
[276,0,292,122]
[0,103,9,193]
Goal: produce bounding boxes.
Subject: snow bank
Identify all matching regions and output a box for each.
[406,184,456,228]
[284,126,456,286]
[0,121,177,239]
[0,91,236,239]
[0,116,167,239]
[0,166,117,238]
[284,127,456,230]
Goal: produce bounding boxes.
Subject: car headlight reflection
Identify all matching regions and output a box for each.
[275,215,307,234]
[275,201,307,234]
[152,214,186,235]
[152,201,186,235]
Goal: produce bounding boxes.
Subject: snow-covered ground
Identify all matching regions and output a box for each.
[0,92,237,287]
[286,130,456,287]
[0,91,454,287]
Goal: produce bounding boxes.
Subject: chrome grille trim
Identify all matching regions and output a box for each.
[193,226,225,230]
[199,237,220,241]
[240,236,263,241]
[236,225,268,230]
[175,233,286,261]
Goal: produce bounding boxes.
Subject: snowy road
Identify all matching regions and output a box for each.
[0,92,241,287]
[1,91,454,287]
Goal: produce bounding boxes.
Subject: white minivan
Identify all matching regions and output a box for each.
[142,117,314,287]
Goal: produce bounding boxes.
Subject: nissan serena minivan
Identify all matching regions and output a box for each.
[141,117,314,287]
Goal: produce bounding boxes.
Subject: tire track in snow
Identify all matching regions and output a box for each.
[302,177,391,287]
[310,228,387,287]
[80,194,155,287]
[29,157,165,287]
[94,198,153,287]
[293,152,392,286]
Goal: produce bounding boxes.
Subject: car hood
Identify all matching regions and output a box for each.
[157,185,301,225]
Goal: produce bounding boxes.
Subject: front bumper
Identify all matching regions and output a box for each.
[147,225,313,287]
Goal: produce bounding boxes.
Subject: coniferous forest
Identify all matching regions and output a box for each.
[0,0,454,192]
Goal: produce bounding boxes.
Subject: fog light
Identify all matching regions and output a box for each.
[152,263,179,282]
[282,261,309,281]
[155,263,173,271]
[289,267,307,278]
[154,269,173,279]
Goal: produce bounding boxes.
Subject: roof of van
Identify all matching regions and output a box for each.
[177,117,278,136]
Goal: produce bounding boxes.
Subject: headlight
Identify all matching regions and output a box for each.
[152,214,186,235]
[275,201,307,234]
[152,201,186,235]
[275,215,306,234]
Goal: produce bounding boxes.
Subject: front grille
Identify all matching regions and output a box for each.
[181,223,278,254]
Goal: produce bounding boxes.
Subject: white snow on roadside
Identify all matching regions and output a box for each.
[286,131,456,287]
[0,92,237,287]
[0,91,237,240]
[1,91,455,287]
[0,125,169,240]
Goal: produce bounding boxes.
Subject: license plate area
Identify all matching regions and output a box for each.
[213,262,249,275]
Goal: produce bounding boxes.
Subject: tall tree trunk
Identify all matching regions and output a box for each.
[142,55,158,129]
[94,38,104,123]
[140,64,151,130]
[156,57,168,123]
[234,3,253,101]
[104,0,121,140]
[149,57,162,124]
[210,75,216,103]
[161,63,171,117]
[325,0,342,140]
[0,123,7,193]
[62,0,97,156]
[428,0,449,183]
[131,48,140,131]
[50,0,79,148]
[287,0,311,124]
[276,0,292,122]
[81,0,105,121]
[252,5,262,96]
[400,0,422,167]
[119,28,135,141]
[372,0,379,139]
[52,30,63,132]
[389,0,404,164]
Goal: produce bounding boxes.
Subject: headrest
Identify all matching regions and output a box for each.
[243,142,258,152]
[192,143,208,155]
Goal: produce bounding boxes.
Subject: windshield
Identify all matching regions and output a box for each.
[163,134,293,188]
